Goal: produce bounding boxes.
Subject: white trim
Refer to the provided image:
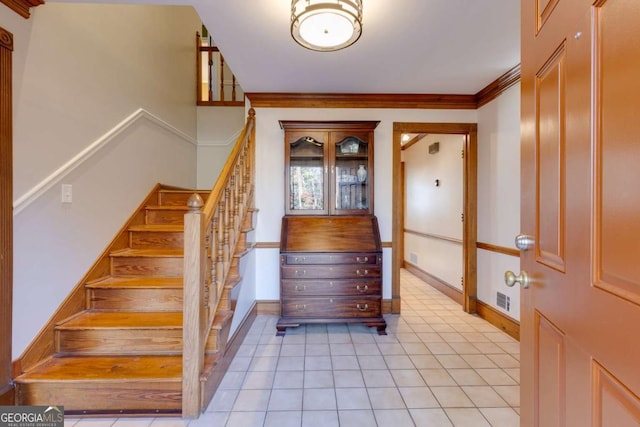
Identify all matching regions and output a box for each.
[13,108,197,216]
[197,129,243,147]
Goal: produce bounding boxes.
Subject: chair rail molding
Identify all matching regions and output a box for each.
[197,129,243,147]
[13,108,197,216]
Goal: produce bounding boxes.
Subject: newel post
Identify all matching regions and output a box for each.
[182,193,206,417]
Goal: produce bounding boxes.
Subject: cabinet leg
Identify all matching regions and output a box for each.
[376,325,387,335]
[276,326,287,337]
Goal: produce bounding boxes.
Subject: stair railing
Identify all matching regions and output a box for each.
[182,108,255,417]
[196,32,244,106]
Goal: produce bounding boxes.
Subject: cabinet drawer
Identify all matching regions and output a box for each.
[284,253,379,265]
[282,297,381,318]
[281,265,381,279]
[281,279,381,297]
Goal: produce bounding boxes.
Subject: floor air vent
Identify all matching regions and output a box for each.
[497,291,510,311]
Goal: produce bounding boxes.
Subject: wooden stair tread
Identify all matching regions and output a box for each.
[234,244,256,258]
[15,355,183,381]
[15,181,254,413]
[212,311,233,330]
[86,276,183,289]
[110,249,183,258]
[225,275,241,289]
[128,224,184,232]
[158,190,209,194]
[58,311,182,329]
[145,205,189,211]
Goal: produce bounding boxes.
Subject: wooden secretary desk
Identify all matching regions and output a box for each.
[277,120,387,336]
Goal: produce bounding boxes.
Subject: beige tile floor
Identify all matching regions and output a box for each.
[64,269,520,427]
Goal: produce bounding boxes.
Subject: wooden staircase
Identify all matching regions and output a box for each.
[13,186,256,415]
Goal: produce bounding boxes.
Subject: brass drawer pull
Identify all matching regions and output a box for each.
[356,303,369,311]
[295,269,306,276]
[356,284,369,293]
[356,269,369,277]
[295,284,307,291]
[356,256,369,263]
[295,304,306,310]
[294,256,306,263]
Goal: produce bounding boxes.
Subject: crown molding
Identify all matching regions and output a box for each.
[246,64,520,110]
[475,64,521,108]
[246,92,478,109]
[1,0,44,19]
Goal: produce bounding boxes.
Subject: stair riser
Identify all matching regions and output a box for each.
[145,210,186,225]
[56,329,183,355]
[205,329,223,353]
[235,232,250,253]
[158,192,208,206]
[130,231,184,250]
[16,382,181,412]
[111,257,184,277]
[229,258,240,277]
[219,285,240,312]
[89,289,183,311]
[205,313,233,353]
[242,211,256,229]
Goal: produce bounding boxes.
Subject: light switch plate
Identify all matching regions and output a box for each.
[61,184,73,203]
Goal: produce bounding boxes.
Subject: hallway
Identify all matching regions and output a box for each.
[64,269,520,427]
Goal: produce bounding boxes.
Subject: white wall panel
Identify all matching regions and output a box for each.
[196,106,245,189]
[6,3,201,357]
[251,107,478,303]
[477,83,521,320]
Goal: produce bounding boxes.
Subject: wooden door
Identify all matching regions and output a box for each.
[0,26,14,405]
[520,0,640,425]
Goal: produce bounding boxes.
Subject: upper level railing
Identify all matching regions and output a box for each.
[182,109,255,417]
[197,32,244,106]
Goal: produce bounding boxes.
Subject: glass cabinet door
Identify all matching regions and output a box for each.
[331,132,371,215]
[286,132,328,215]
[281,121,378,216]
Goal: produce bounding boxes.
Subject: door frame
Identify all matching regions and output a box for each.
[392,122,477,313]
[0,25,14,404]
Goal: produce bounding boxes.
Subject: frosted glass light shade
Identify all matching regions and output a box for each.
[291,0,363,52]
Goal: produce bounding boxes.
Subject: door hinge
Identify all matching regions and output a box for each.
[461,149,464,159]
[461,213,464,222]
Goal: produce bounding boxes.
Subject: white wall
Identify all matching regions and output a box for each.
[196,106,245,189]
[5,3,201,357]
[477,83,521,320]
[404,134,464,290]
[251,107,478,302]
[250,86,520,320]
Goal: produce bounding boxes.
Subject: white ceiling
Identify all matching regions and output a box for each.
[192,0,521,95]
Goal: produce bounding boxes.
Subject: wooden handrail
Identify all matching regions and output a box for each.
[182,109,255,417]
[196,32,244,106]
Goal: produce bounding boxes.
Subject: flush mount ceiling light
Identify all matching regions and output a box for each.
[291,0,363,52]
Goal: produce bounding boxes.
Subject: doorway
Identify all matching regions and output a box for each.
[392,123,477,314]
[402,133,465,305]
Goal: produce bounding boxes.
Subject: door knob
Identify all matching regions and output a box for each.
[515,234,535,251]
[504,270,530,289]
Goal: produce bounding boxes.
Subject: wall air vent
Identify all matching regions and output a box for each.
[497,291,510,311]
